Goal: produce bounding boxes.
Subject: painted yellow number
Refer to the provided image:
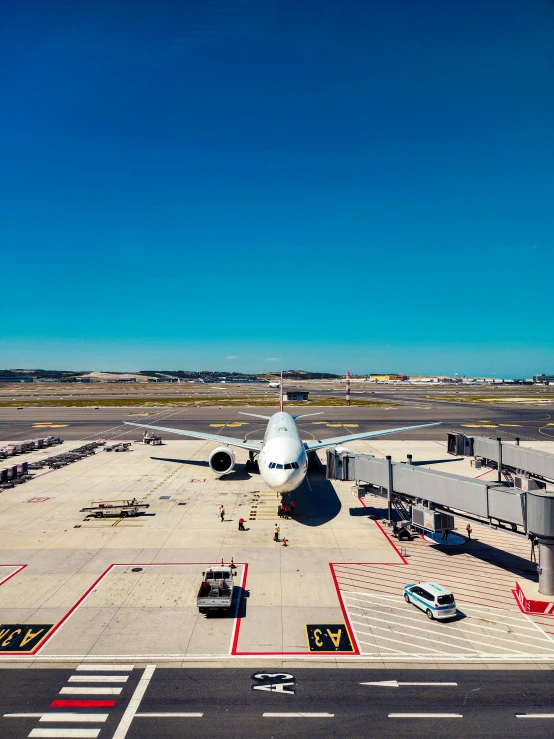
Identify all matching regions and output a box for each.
[326,628,342,648]
[20,628,45,647]
[1,628,21,647]
[313,629,324,647]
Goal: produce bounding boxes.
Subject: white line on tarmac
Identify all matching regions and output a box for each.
[68,676,128,683]
[135,713,203,718]
[350,620,462,655]
[263,713,333,718]
[356,639,405,654]
[345,597,551,639]
[348,605,548,653]
[29,730,100,738]
[76,665,134,671]
[524,613,554,647]
[516,714,554,718]
[389,714,463,718]
[38,715,108,723]
[349,610,532,656]
[112,664,156,739]
[4,713,44,718]
[59,688,122,695]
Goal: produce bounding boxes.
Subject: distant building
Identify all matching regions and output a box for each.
[369,374,408,382]
[284,389,309,402]
[535,374,554,384]
[0,376,34,383]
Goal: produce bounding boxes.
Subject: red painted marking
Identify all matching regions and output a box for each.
[0,564,27,587]
[2,562,248,656]
[231,563,248,655]
[190,479,206,483]
[357,495,408,564]
[51,700,116,708]
[329,563,360,655]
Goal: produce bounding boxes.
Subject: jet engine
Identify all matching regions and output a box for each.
[209,446,236,475]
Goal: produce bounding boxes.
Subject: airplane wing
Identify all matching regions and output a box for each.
[303,422,442,451]
[123,422,262,451]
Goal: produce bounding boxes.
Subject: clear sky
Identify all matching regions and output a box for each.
[1,0,553,376]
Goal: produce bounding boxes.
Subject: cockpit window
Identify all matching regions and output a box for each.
[292,462,299,469]
[276,464,283,469]
[269,462,275,469]
[284,463,292,469]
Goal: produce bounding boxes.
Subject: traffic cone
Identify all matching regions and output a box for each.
[282,537,287,547]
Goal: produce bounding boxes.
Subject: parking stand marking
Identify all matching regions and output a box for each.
[305,624,355,652]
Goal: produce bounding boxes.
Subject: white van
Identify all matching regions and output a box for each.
[403,582,457,620]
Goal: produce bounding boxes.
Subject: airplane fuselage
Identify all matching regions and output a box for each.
[257,411,307,493]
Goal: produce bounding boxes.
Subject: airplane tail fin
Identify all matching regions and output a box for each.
[279,371,284,413]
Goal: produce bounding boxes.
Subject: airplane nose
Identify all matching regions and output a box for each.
[268,468,296,491]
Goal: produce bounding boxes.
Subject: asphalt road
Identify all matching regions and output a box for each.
[2,668,554,738]
[1,397,553,442]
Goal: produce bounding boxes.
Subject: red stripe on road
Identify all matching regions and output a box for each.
[50,700,116,708]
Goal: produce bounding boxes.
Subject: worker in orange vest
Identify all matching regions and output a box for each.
[466,523,472,540]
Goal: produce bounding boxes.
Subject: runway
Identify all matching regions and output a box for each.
[1,396,552,442]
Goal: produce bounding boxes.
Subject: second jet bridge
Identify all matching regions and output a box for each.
[326,448,554,595]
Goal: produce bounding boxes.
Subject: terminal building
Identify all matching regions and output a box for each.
[535,374,554,384]
[368,374,408,382]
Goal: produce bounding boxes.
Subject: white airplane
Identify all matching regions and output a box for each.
[123,377,440,493]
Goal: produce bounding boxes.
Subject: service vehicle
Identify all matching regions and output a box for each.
[197,565,234,614]
[80,498,150,518]
[403,581,457,620]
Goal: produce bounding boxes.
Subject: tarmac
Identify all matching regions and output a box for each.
[2,667,554,739]
[1,429,554,669]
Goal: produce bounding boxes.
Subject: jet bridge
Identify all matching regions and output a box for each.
[326,448,554,595]
[448,432,554,483]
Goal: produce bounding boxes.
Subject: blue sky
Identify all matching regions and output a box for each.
[1,0,553,376]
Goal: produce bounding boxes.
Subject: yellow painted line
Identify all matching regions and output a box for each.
[33,423,69,428]
[498,424,521,427]
[343,424,359,428]
[209,422,248,427]
[462,424,498,429]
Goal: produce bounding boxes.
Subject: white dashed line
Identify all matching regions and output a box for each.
[68,676,128,683]
[389,713,463,718]
[59,687,122,695]
[135,713,203,717]
[263,713,334,718]
[76,665,134,671]
[29,730,101,738]
[38,715,108,723]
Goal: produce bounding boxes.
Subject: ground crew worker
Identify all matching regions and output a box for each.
[238,517,245,531]
[220,505,225,522]
[466,523,472,540]
[290,499,295,517]
[274,524,280,542]
[283,504,290,519]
